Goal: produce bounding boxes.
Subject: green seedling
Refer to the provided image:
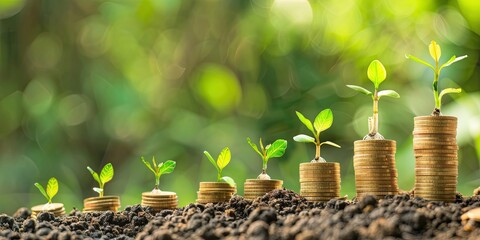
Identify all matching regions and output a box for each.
[347,60,400,140]
[293,108,341,162]
[87,163,114,197]
[34,177,58,204]
[204,147,236,187]
[141,157,176,191]
[406,40,467,116]
[247,138,287,180]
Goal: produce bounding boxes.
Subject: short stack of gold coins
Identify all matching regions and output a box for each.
[31,203,65,218]
[413,116,458,202]
[353,140,399,198]
[83,196,121,212]
[299,162,341,202]
[141,191,178,211]
[196,182,236,204]
[243,179,282,200]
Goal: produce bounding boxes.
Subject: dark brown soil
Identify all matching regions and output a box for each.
[1,190,480,239]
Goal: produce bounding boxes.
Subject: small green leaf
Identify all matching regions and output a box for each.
[220,176,236,187]
[46,177,58,201]
[405,54,434,70]
[439,88,462,101]
[141,157,156,175]
[320,141,341,148]
[204,151,219,170]
[378,90,400,99]
[367,60,387,89]
[247,138,263,158]
[159,160,176,174]
[429,40,441,62]
[440,55,468,70]
[100,163,114,184]
[293,134,315,143]
[266,139,287,159]
[295,111,315,135]
[217,147,231,170]
[34,183,48,201]
[346,85,372,95]
[314,109,333,133]
[152,156,158,169]
[87,166,101,185]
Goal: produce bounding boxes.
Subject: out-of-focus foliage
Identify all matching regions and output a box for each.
[0,0,479,213]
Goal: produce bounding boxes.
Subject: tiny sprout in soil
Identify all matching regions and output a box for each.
[247,137,287,180]
[406,40,467,116]
[34,177,58,204]
[347,59,400,140]
[141,157,176,192]
[87,163,114,197]
[204,147,236,187]
[293,108,341,162]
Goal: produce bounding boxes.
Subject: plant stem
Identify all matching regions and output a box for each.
[433,59,440,115]
[217,170,222,182]
[155,176,160,190]
[370,90,379,136]
[262,158,267,174]
[315,133,320,160]
[99,183,104,197]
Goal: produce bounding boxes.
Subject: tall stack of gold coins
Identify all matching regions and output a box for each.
[196,182,236,204]
[83,196,121,212]
[141,191,178,211]
[243,179,282,200]
[31,203,65,218]
[413,116,458,202]
[299,162,341,202]
[353,140,399,198]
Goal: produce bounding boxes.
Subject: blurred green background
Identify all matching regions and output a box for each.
[0,0,479,214]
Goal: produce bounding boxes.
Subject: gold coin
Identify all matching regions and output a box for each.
[199,182,234,188]
[245,179,283,184]
[31,203,64,212]
[300,192,340,197]
[355,180,397,184]
[354,139,396,146]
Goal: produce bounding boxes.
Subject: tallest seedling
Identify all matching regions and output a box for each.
[347,60,400,139]
[406,41,467,116]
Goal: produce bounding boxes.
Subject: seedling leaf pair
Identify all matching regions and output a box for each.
[87,163,114,197]
[141,157,176,190]
[293,109,340,162]
[406,40,467,115]
[204,147,236,187]
[34,177,58,204]
[247,138,287,179]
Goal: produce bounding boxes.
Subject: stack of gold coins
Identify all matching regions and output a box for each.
[353,140,398,198]
[243,179,282,200]
[141,191,178,211]
[83,196,121,212]
[413,116,458,202]
[31,203,65,218]
[299,162,341,202]
[196,182,236,204]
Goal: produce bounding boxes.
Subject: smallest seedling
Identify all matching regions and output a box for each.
[87,163,114,197]
[247,138,287,180]
[34,177,58,204]
[204,147,236,187]
[141,156,176,191]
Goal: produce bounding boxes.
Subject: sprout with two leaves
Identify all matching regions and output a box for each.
[87,163,114,197]
[406,40,467,116]
[141,157,176,192]
[247,138,287,180]
[293,108,341,162]
[34,177,58,204]
[204,147,236,187]
[347,60,400,140]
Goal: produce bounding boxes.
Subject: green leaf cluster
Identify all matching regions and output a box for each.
[346,60,400,99]
[141,157,176,189]
[247,138,287,172]
[87,163,114,197]
[204,147,236,187]
[34,177,58,204]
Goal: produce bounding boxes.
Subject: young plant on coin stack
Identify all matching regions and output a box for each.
[140,157,178,211]
[293,108,342,202]
[32,177,65,218]
[197,147,237,204]
[406,41,466,202]
[243,138,287,200]
[83,163,121,212]
[347,59,400,198]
